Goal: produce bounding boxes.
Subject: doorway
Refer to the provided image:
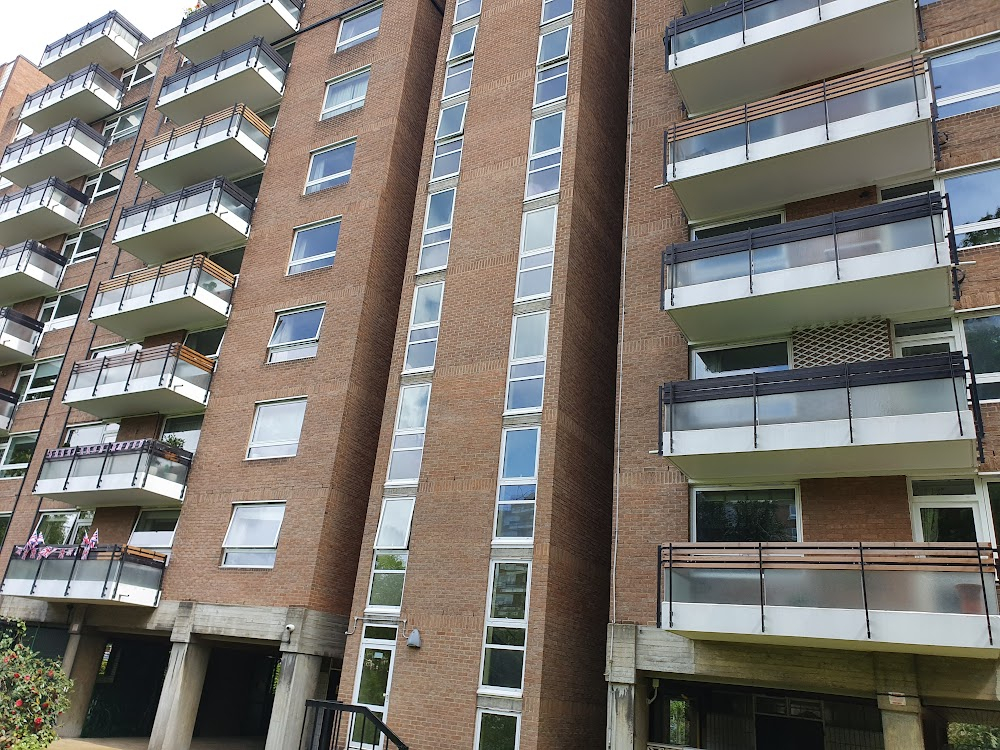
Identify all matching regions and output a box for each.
[82,637,171,738]
[193,643,281,740]
[755,713,824,749]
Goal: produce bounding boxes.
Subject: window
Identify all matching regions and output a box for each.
[443,59,474,99]
[122,55,159,89]
[268,306,324,363]
[944,167,1000,248]
[83,163,126,201]
[448,26,478,61]
[693,487,800,542]
[63,224,105,264]
[691,341,789,379]
[91,343,141,360]
[436,102,467,140]
[893,318,957,358]
[418,189,456,272]
[505,312,548,412]
[102,104,145,144]
[63,422,119,447]
[691,212,782,241]
[289,218,341,275]
[475,711,520,750]
[456,0,482,22]
[0,513,9,544]
[541,0,573,23]
[481,561,530,694]
[161,415,204,453]
[184,327,226,359]
[323,68,370,120]
[0,433,36,479]
[880,180,935,202]
[337,5,382,51]
[15,359,61,402]
[930,39,1000,119]
[525,112,564,200]
[351,625,396,744]
[129,509,180,554]
[404,283,443,372]
[40,287,85,331]
[910,479,986,543]
[431,137,463,181]
[222,503,286,567]
[305,141,356,194]
[963,315,1000,400]
[247,398,307,459]
[534,26,570,107]
[34,509,93,545]
[495,427,539,543]
[387,384,430,484]
[367,497,415,611]
[516,206,557,300]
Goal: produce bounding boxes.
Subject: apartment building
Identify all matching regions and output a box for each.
[608,0,1000,749]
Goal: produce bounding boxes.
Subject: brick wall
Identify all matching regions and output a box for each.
[800,477,913,542]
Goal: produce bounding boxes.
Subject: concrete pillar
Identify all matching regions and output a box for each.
[874,652,925,750]
[880,701,925,750]
[607,624,645,750]
[148,639,210,750]
[264,651,322,750]
[60,633,106,738]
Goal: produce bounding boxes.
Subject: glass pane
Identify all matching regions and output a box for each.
[324,70,369,116]
[252,401,306,445]
[531,112,563,155]
[437,103,466,139]
[223,504,285,547]
[376,498,414,548]
[490,563,528,619]
[339,7,382,49]
[356,646,392,707]
[479,713,518,750]
[292,222,341,269]
[911,479,977,496]
[692,342,788,378]
[271,308,323,346]
[966,315,1000,375]
[133,509,180,533]
[523,207,556,252]
[162,414,203,453]
[695,488,798,542]
[945,168,1000,246]
[895,319,952,337]
[448,27,476,59]
[931,39,1000,105]
[397,386,430,430]
[426,190,455,229]
[512,314,547,360]
[539,27,570,64]
[693,213,782,240]
[184,327,225,357]
[412,284,443,326]
[35,513,75,545]
[920,506,977,542]
[501,429,538,480]
[482,647,524,690]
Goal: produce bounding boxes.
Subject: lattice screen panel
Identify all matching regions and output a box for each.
[791,319,891,368]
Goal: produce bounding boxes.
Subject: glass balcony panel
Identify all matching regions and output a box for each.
[671,568,761,605]
[827,77,924,124]
[749,102,825,144]
[673,124,744,162]
[105,451,144,478]
[70,558,115,587]
[757,388,849,425]
[850,378,961,419]
[865,570,998,615]
[675,251,750,287]
[119,560,161,591]
[148,454,189,485]
[672,397,755,431]
[764,568,865,609]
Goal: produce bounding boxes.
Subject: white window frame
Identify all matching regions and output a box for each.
[366,497,415,613]
[289,216,341,275]
[386,383,431,486]
[442,58,474,100]
[128,508,180,555]
[689,209,784,242]
[455,0,482,23]
[930,38,1000,120]
[121,54,160,90]
[504,311,549,414]
[15,359,62,403]
[350,625,397,745]
[447,25,478,62]
[430,136,463,181]
[40,287,85,332]
[322,67,371,120]
[34,508,92,544]
[689,339,792,380]
[90,342,140,359]
[64,421,119,447]
[267,305,326,363]
[403,282,444,374]
[958,310,1000,401]
[0,512,10,543]
[304,139,356,195]
[417,189,456,273]
[336,4,383,51]
[939,164,1000,250]
[474,709,522,750]
[63,223,106,264]
[221,501,286,568]
[908,478,991,543]
[102,103,144,144]
[524,111,565,200]
[534,26,570,108]
[541,0,573,24]
[493,427,540,545]
[435,102,467,140]
[690,484,802,543]
[160,413,204,454]
[0,432,37,479]
[515,205,557,302]
[246,397,307,460]
[183,326,226,360]
[891,317,959,358]
[534,60,569,108]
[83,162,126,202]
[479,560,531,697]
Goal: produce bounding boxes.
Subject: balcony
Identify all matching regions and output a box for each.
[0,178,88,246]
[0,389,18,436]
[34,439,193,507]
[19,65,124,132]
[0,241,67,305]
[662,193,955,343]
[661,542,1000,658]
[659,353,982,481]
[91,255,234,339]
[665,0,919,115]
[177,0,303,64]
[156,38,288,125]
[113,178,254,265]
[63,344,215,419]
[2,544,166,608]
[663,59,934,222]
[136,105,271,193]
[38,11,146,80]
[0,119,107,188]
[0,308,43,366]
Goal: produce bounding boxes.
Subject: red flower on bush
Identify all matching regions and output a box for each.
[14,699,22,707]
[34,717,43,725]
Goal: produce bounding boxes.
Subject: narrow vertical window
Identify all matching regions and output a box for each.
[404,282,444,372]
[367,498,415,611]
[418,189,456,272]
[481,561,530,694]
[525,112,564,200]
[387,384,431,483]
[495,427,539,542]
[455,0,482,23]
[505,311,549,412]
[515,206,557,300]
[534,26,570,107]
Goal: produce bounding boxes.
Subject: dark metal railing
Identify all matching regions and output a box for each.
[302,701,409,750]
[66,343,215,401]
[41,11,146,63]
[0,177,89,219]
[21,64,124,117]
[115,177,254,237]
[94,254,236,313]
[160,37,289,99]
[138,104,271,164]
[179,0,304,38]
[0,307,45,333]
[659,352,985,461]
[1,119,107,166]
[658,541,997,645]
[34,439,194,496]
[661,192,958,306]
[0,240,67,276]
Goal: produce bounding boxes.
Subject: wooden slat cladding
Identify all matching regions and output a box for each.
[96,254,235,293]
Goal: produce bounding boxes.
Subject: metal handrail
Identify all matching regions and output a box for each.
[21,64,124,113]
[664,0,833,53]
[96,254,236,294]
[117,177,254,227]
[303,701,409,750]
[40,439,194,467]
[0,240,67,270]
[0,307,45,333]
[160,37,289,97]
[2,118,107,164]
[139,104,271,158]
[179,0,304,36]
[69,343,215,378]
[41,11,147,60]
[0,177,89,217]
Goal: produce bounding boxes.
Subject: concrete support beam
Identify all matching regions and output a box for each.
[874,653,924,750]
[265,651,322,750]
[148,639,210,750]
[59,633,106,738]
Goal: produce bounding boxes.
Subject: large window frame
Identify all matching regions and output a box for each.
[515,205,557,301]
[493,427,540,545]
[246,397,307,460]
[929,38,1000,120]
[63,223,106,264]
[102,103,145,145]
[534,26,570,108]
[40,287,85,332]
[83,163,126,202]
[350,625,397,745]
[305,140,356,195]
[322,67,370,120]
[908,478,991,544]
[403,282,444,373]
[122,54,160,90]
[455,0,482,23]
[336,4,383,51]
[267,305,325,363]
[541,0,573,24]
[15,359,62,403]
[474,710,521,750]
[129,508,180,555]
[33,509,93,545]
[417,189,456,273]
[504,311,549,414]
[524,111,565,200]
[479,560,531,697]
[221,502,286,568]
[690,485,802,543]
[0,432,37,479]
[959,312,1000,401]
[386,383,431,485]
[366,497,415,613]
[941,164,1000,249]
[289,217,341,275]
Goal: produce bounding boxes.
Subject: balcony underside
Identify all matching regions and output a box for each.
[40,37,136,80]
[0,206,82,246]
[671,0,919,115]
[670,114,934,223]
[115,212,249,266]
[0,337,36,366]
[177,2,298,64]
[157,68,282,126]
[1,143,102,188]
[34,476,184,507]
[91,292,230,340]
[137,135,267,194]
[663,411,979,482]
[0,267,62,306]
[20,89,119,132]
[2,578,158,607]
[664,602,1000,659]
[666,248,952,343]
[63,383,208,419]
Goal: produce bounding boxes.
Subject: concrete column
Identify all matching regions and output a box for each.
[148,639,210,750]
[264,651,322,750]
[880,700,925,750]
[607,624,645,750]
[874,652,925,750]
[60,633,106,738]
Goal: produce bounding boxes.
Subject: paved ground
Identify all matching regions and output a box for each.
[51,739,265,750]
